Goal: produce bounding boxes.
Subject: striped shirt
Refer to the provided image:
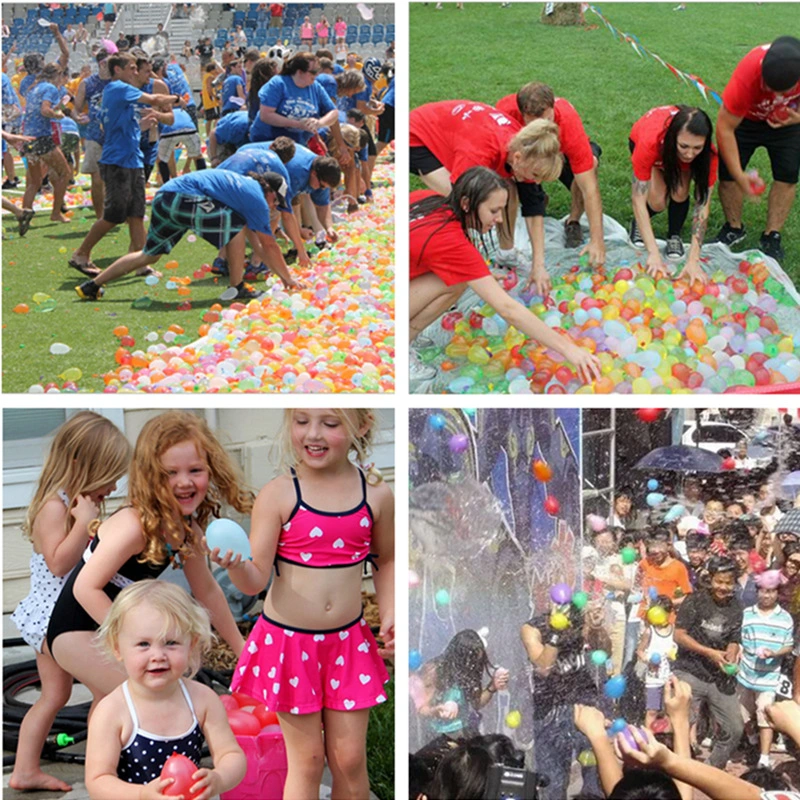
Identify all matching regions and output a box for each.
[737,604,794,691]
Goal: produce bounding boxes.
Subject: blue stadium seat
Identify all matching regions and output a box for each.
[266,30,279,46]
[371,24,383,44]
[358,27,370,46]
[346,25,357,45]
[386,24,395,41]
[245,18,257,30]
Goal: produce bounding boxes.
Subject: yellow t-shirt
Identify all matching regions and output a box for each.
[202,72,220,110]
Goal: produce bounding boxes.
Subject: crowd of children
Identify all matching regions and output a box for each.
[2,10,395,305]
[411,461,800,799]
[8,408,394,798]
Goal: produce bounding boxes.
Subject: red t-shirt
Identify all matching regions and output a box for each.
[409,100,521,183]
[630,105,718,187]
[409,190,491,286]
[496,94,594,174]
[723,44,800,123]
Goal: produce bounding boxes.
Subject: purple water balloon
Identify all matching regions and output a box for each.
[449,434,469,454]
[550,582,572,605]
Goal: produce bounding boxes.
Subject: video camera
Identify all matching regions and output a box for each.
[483,764,547,800]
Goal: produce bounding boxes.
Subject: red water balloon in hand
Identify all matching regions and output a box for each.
[160,752,197,798]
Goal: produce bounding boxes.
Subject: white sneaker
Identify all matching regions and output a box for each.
[758,755,774,769]
[773,734,787,753]
[494,247,525,268]
[413,335,436,350]
[410,352,437,383]
[700,737,713,748]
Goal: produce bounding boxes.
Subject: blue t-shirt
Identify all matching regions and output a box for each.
[165,64,195,108]
[19,74,36,98]
[221,74,246,114]
[82,73,110,144]
[161,107,197,136]
[59,115,79,136]
[220,145,293,210]
[99,80,144,168]
[249,74,336,145]
[22,81,60,138]
[316,73,338,103]
[214,110,250,147]
[282,142,330,205]
[353,76,373,108]
[2,72,21,111]
[333,64,344,75]
[160,171,273,235]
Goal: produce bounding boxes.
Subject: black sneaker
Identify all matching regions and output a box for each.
[760,231,785,261]
[630,219,645,248]
[714,222,746,248]
[564,219,583,248]
[2,178,19,189]
[665,235,685,261]
[235,282,264,300]
[75,280,103,300]
[17,209,34,237]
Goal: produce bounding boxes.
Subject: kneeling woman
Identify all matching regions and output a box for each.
[75,170,299,303]
[410,166,601,385]
[629,105,717,283]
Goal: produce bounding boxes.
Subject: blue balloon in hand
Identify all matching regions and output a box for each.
[206,518,251,561]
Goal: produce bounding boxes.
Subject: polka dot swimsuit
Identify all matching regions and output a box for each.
[116,680,204,784]
[11,491,72,653]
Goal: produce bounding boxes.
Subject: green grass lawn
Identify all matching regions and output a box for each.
[410,2,800,283]
[2,203,256,393]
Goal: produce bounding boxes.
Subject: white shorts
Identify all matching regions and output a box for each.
[158,132,202,162]
[81,139,103,173]
[737,683,776,728]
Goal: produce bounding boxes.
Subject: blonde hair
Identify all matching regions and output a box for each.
[24,412,131,541]
[128,411,254,566]
[97,581,213,678]
[508,118,563,182]
[276,409,383,485]
[335,68,366,95]
[340,123,361,149]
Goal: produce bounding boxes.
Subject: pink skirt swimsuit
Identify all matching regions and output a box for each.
[231,612,389,714]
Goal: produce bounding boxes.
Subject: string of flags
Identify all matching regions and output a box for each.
[584,4,723,106]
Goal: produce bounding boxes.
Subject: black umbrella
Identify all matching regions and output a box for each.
[633,446,724,473]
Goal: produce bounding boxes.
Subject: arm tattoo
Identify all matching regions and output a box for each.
[691,202,708,244]
[632,178,650,196]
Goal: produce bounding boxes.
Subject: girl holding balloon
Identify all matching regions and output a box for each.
[209,408,394,800]
[45,412,252,712]
[85,580,246,799]
[410,630,510,740]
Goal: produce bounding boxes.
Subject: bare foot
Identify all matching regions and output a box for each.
[9,769,72,792]
[50,213,70,223]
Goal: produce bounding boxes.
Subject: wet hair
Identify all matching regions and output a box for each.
[128,411,254,566]
[37,63,63,84]
[740,766,790,791]
[282,51,316,76]
[661,106,713,206]
[762,36,800,92]
[728,533,753,553]
[686,532,710,551]
[469,734,524,768]
[24,412,131,541]
[409,753,436,800]
[269,136,296,164]
[243,47,261,64]
[616,485,634,500]
[429,630,494,709]
[647,528,671,546]
[410,165,509,263]
[609,769,681,799]
[706,555,737,575]
[507,118,563,182]
[108,52,136,76]
[347,107,366,124]
[516,81,555,118]
[724,519,750,542]
[204,60,220,73]
[276,409,382,484]
[654,594,674,613]
[316,48,334,61]
[336,68,366,96]
[248,58,276,111]
[97,581,213,678]
[311,155,343,188]
[318,56,334,72]
[23,53,44,75]
[135,56,151,72]
[426,743,491,800]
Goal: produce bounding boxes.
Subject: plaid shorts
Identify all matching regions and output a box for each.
[144,191,246,256]
[21,134,57,164]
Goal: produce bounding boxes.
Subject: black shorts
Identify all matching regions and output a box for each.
[103,11,116,21]
[410,145,444,176]
[364,123,377,157]
[718,118,800,185]
[99,163,146,224]
[517,180,547,217]
[377,104,394,144]
[204,106,221,121]
[560,140,602,190]
[21,134,57,162]
[186,104,199,131]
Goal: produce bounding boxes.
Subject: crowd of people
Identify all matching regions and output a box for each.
[409,35,800,385]
[1,15,395,304]
[410,434,800,799]
[8,408,394,798]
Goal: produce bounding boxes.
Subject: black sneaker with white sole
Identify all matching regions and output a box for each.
[759,231,785,262]
[630,220,645,248]
[714,222,746,248]
[665,235,685,261]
